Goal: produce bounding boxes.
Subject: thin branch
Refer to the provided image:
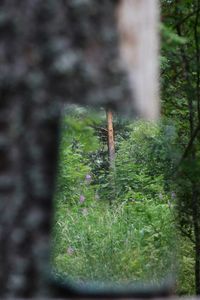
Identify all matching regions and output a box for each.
[174,7,200,29]
[175,9,194,136]
[168,204,195,243]
[170,122,200,177]
[177,224,195,244]
[178,121,200,165]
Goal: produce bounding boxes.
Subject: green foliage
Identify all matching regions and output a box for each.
[55,105,100,204]
[52,198,175,284]
[160,0,200,294]
[114,121,177,202]
[177,238,195,295]
[56,146,95,204]
[52,110,176,287]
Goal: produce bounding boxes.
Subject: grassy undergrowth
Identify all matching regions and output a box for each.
[52,197,175,285]
[51,113,195,294]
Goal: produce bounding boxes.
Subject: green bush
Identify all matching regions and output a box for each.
[52,197,175,284]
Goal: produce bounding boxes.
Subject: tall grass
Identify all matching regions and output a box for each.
[51,197,175,285]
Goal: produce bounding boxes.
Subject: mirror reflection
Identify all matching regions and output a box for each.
[51,105,178,286]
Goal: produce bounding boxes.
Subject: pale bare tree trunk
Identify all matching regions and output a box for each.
[117,0,160,121]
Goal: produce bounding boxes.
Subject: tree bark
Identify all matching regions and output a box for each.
[106,109,116,205]
[106,109,115,169]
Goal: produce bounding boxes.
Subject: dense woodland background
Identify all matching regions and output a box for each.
[161,0,200,294]
[52,0,200,295]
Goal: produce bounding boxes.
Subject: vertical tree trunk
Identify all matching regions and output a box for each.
[117,0,160,120]
[106,109,115,169]
[106,108,116,205]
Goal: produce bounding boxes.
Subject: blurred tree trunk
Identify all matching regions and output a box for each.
[0,0,160,297]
